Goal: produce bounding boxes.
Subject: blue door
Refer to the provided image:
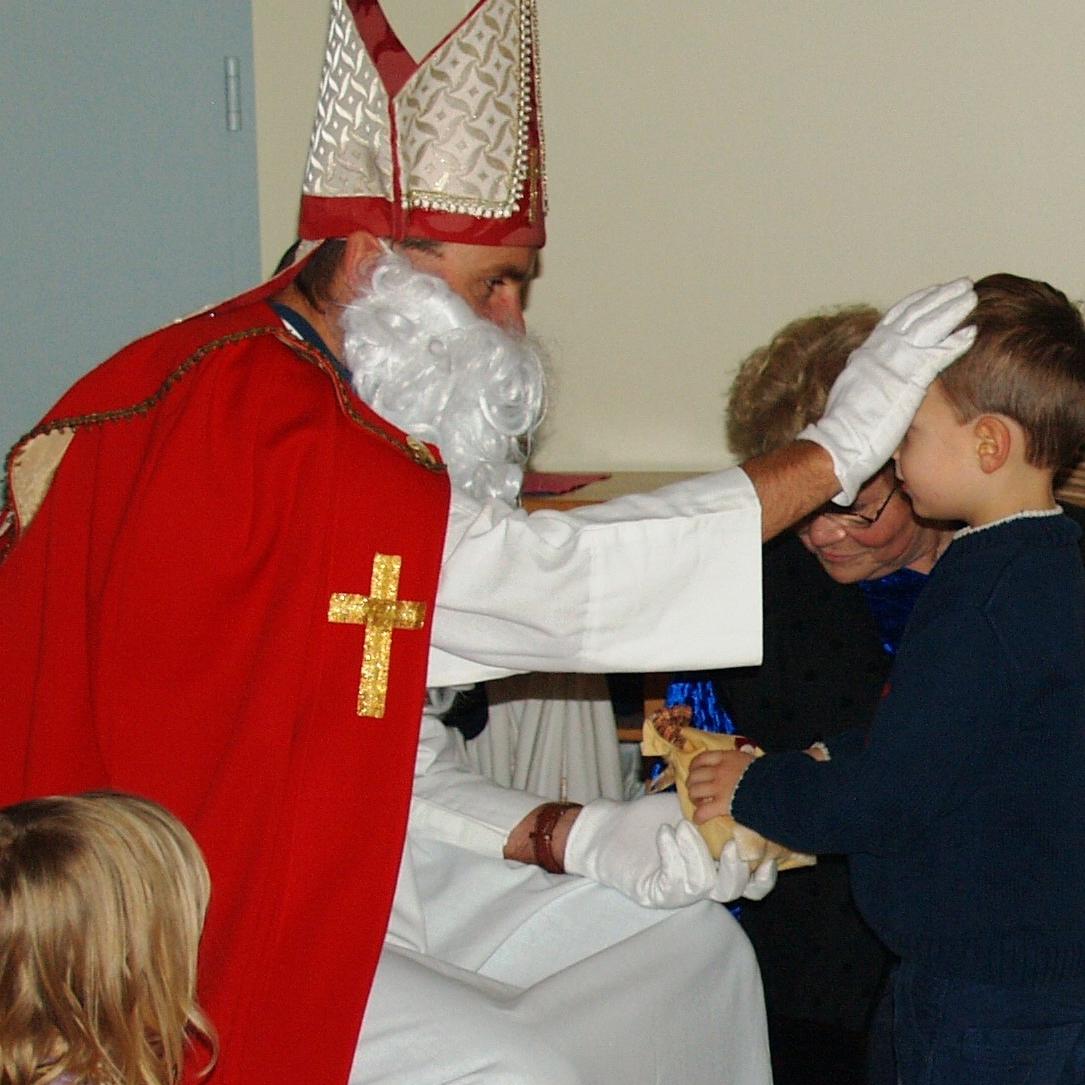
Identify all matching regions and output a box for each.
[0,2,260,456]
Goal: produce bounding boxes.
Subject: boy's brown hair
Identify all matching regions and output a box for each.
[941,273,1085,469]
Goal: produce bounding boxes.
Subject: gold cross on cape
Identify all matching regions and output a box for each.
[328,554,427,718]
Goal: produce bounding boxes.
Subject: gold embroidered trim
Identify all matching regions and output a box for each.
[328,554,428,718]
[529,0,549,216]
[0,323,446,560]
[4,327,271,479]
[527,147,541,225]
[2,327,274,554]
[275,331,444,472]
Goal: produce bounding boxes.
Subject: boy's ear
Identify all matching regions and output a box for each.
[974,415,1012,474]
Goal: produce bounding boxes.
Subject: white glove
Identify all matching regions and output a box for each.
[564,793,718,908]
[739,845,779,901]
[713,840,779,902]
[799,278,977,503]
[564,793,775,908]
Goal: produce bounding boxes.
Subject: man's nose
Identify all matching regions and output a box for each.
[488,294,526,335]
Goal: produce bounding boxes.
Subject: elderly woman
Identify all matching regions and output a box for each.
[684,306,957,1085]
[728,305,952,589]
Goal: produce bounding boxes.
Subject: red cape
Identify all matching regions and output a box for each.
[1,295,450,1084]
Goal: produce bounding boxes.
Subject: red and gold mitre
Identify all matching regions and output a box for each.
[299,0,548,248]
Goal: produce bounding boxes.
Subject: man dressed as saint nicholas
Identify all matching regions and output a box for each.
[0,2,977,1082]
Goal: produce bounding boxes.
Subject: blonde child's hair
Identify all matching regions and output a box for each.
[0,791,216,1085]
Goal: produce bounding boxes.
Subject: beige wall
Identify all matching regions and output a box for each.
[252,1,1085,472]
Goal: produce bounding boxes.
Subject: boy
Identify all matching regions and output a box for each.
[689,273,1085,1084]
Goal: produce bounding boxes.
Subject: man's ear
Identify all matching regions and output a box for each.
[974,415,1012,474]
[339,230,386,295]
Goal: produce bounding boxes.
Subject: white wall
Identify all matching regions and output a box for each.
[252,1,1085,472]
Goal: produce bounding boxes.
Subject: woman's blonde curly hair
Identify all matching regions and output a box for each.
[727,305,881,460]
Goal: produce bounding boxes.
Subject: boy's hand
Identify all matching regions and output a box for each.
[687,748,756,823]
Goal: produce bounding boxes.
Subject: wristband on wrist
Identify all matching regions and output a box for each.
[529,802,580,873]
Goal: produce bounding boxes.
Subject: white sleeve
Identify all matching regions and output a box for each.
[409,711,540,856]
[426,467,764,688]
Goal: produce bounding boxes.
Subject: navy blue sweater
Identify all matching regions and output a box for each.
[733,512,1085,996]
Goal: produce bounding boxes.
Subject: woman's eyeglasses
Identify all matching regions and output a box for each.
[806,479,900,529]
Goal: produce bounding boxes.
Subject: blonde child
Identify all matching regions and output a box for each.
[690,273,1085,1085]
[0,792,216,1085]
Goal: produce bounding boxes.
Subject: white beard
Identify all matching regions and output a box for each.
[338,252,547,506]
